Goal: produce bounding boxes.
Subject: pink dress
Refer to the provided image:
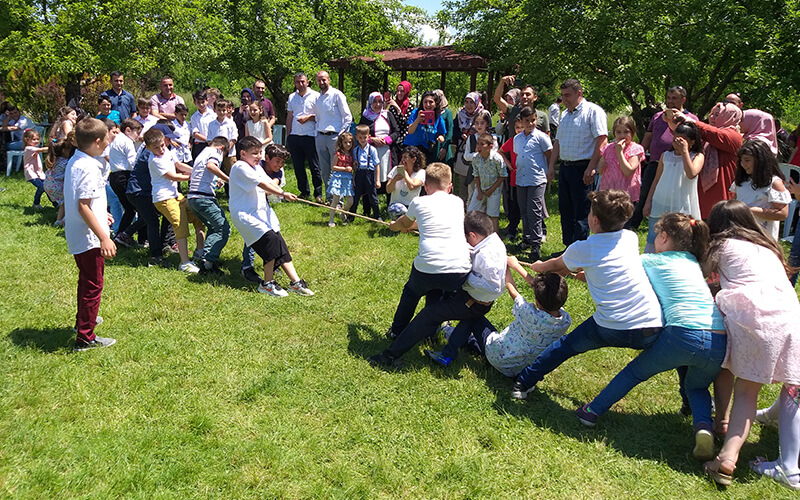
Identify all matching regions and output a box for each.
[715,238,800,385]
[598,141,644,201]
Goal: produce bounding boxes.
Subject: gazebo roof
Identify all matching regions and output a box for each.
[328,45,488,71]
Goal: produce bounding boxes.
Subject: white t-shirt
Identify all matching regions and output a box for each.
[229,160,280,246]
[64,150,109,254]
[405,191,471,275]
[188,147,224,199]
[207,117,238,157]
[108,133,137,173]
[562,230,662,330]
[388,166,426,207]
[134,114,158,134]
[730,176,791,240]
[149,150,180,203]
[191,109,215,141]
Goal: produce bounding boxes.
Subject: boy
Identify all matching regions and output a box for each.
[190,90,214,159]
[511,189,663,400]
[513,107,553,262]
[374,163,472,348]
[171,103,192,164]
[187,136,230,274]
[64,117,117,351]
[240,143,291,283]
[467,132,507,234]
[228,136,314,297]
[109,119,144,246]
[369,211,506,368]
[144,127,205,273]
[429,256,571,376]
[499,116,524,241]
[134,98,158,135]
[207,99,237,172]
[352,124,381,219]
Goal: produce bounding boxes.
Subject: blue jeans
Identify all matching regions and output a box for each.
[589,326,726,430]
[241,245,256,271]
[790,215,800,285]
[517,316,661,387]
[557,160,591,246]
[188,197,230,263]
[105,184,123,233]
[28,178,45,205]
[391,265,469,336]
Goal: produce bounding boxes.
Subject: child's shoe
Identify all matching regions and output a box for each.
[750,457,800,490]
[178,261,200,274]
[74,336,116,352]
[510,377,536,400]
[73,315,103,333]
[328,221,336,227]
[289,279,314,296]
[424,350,453,367]
[199,260,224,276]
[754,408,779,429]
[240,267,262,283]
[575,403,598,427]
[148,256,168,268]
[33,204,43,210]
[367,350,401,370]
[114,233,135,248]
[258,280,288,297]
[693,429,715,461]
[192,249,205,262]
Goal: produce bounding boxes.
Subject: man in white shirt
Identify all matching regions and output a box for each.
[1,105,34,150]
[313,71,353,200]
[286,72,323,201]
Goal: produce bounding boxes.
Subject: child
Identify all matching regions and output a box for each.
[459,111,494,203]
[44,135,74,226]
[96,95,121,125]
[144,127,205,273]
[207,99,237,172]
[511,107,552,261]
[643,121,705,252]
[351,124,381,220]
[372,162,472,356]
[468,133,508,234]
[99,119,123,234]
[499,116,524,240]
[512,189,663,399]
[190,90,214,159]
[245,102,273,153]
[370,211,505,368]
[228,136,314,296]
[22,128,50,209]
[427,256,570,374]
[729,140,790,240]
[171,103,192,164]
[63,117,116,351]
[752,385,800,491]
[386,146,426,220]
[109,118,144,245]
[702,200,800,486]
[575,213,726,463]
[187,136,230,274]
[597,116,644,210]
[134,98,157,135]
[327,132,355,227]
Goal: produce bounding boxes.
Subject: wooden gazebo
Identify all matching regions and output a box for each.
[328,45,492,112]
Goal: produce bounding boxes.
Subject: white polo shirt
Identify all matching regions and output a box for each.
[287,89,319,137]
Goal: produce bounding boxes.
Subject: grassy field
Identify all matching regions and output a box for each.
[0,169,792,499]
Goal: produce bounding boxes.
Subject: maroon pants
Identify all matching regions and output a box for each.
[74,248,105,344]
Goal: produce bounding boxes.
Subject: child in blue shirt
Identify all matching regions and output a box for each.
[351,124,381,219]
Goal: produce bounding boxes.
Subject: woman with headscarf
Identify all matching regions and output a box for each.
[360,91,399,205]
[233,88,255,141]
[433,89,454,165]
[403,90,447,164]
[388,81,414,147]
[673,102,743,219]
[741,109,779,156]
[452,92,485,192]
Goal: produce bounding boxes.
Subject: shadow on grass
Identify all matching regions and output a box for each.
[8,327,74,353]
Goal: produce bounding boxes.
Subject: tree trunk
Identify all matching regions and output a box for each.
[64,73,82,108]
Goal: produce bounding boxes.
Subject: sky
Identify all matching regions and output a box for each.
[403,0,446,44]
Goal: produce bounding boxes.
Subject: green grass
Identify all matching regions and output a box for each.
[0,170,792,499]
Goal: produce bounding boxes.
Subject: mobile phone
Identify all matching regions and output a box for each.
[420,110,434,125]
[384,91,391,102]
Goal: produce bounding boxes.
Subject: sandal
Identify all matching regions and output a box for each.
[704,456,736,486]
[750,457,800,491]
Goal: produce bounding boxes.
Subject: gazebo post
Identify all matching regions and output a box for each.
[440,70,447,92]
[338,68,345,91]
[361,71,368,114]
[401,69,407,82]
[486,70,494,114]
[470,69,477,91]
[383,71,389,93]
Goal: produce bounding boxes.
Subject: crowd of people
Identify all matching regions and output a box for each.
[2,70,800,491]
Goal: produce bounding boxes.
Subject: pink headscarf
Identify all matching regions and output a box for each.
[398,81,412,115]
[701,102,743,192]
[741,109,779,155]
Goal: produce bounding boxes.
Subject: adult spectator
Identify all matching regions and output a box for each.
[387,81,414,147]
[101,71,137,120]
[252,80,277,129]
[740,108,779,156]
[631,85,697,229]
[313,70,353,200]
[548,79,608,250]
[403,90,447,164]
[0,105,34,150]
[548,97,562,136]
[359,91,399,202]
[150,76,185,121]
[233,88,255,141]
[725,92,744,109]
[493,76,550,140]
[286,72,322,201]
[433,89,454,165]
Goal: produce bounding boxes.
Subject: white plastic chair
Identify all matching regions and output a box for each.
[6,125,46,177]
[779,163,800,243]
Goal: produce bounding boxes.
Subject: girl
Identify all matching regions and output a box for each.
[327,132,355,227]
[245,102,273,154]
[642,121,704,252]
[703,200,800,486]
[729,140,789,240]
[403,91,446,164]
[22,129,50,209]
[458,111,494,203]
[597,116,645,205]
[386,146,426,219]
[48,106,77,143]
[751,385,800,491]
[577,213,726,462]
[44,134,75,226]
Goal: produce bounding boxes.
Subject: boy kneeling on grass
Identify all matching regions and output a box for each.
[228,136,314,297]
[426,257,571,376]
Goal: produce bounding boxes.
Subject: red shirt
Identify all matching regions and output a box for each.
[500,137,517,186]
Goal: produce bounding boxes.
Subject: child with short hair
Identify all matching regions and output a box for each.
[144,127,205,273]
[511,189,663,399]
[171,103,192,164]
[64,117,117,351]
[351,124,381,220]
[190,90,214,159]
[207,99,237,171]
[108,118,144,245]
[499,116,524,240]
[468,132,508,233]
[22,128,50,209]
[96,95,121,125]
[327,132,355,227]
[134,98,157,135]
[229,136,314,296]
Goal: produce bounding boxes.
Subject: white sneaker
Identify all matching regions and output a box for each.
[73,315,103,333]
[289,279,315,296]
[755,408,779,428]
[258,280,288,297]
[178,261,200,273]
[74,336,116,352]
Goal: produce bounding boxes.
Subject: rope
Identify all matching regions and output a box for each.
[294,197,391,226]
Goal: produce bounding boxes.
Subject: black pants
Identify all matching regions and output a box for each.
[353,169,380,219]
[127,193,162,258]
[287,135,322,198]
[109,171,140,235]
[558,160,591,246]
[503,179,521,234]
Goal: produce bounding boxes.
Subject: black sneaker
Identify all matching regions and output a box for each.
[148,256,168,268]
[74,336,116,352]
[510,377,536,400]
[517,241,532,253]
[529,249,541,263]
[240,267,262,283]
[199,261,224,276]
[385,326,397,340]
[575,403,598,427]
[367,350,401,370]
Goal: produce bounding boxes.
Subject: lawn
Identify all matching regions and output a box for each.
[0,169,791,499]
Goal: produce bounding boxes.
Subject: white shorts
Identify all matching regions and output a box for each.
[467,187,502,217]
